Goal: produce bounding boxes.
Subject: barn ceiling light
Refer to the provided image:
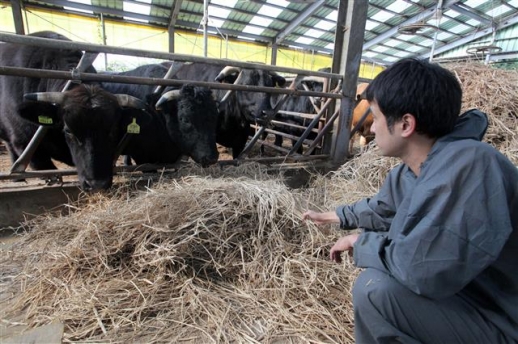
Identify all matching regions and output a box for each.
[466,45,502,55]
[397,23,438,35]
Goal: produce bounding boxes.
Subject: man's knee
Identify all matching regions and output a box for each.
[352,268,408,313]
[352,269,419,343]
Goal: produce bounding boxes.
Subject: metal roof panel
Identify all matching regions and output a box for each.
[9,0,518,66]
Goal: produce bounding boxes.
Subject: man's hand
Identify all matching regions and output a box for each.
[330,234,359,263]
[302,210,340,225]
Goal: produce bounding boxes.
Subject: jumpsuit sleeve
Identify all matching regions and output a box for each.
[352,146,515,300]
[336,164,406,230]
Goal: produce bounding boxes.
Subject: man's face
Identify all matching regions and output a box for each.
[369,101,404,158]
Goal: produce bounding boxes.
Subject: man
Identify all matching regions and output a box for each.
[303,58,518,343]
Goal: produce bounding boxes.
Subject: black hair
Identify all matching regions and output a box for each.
[365,58,462,138]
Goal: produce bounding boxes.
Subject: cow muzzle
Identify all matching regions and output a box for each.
[81,178,113,192]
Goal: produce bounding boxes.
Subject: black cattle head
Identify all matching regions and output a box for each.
[155,84,219,167]
[214,66,286,123]
[19,84,146,192]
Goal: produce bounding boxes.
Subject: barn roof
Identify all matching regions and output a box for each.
[6,0,518,66]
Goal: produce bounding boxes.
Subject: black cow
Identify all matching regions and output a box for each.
[172,63,286,158]
[100,63,171,97]
[268,76,325,153]
[0,31,145,191]
[101,64,219,167]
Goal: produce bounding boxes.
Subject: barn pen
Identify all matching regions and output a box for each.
[1,0,518,343]
[0,2,369,229]
[1,62,516,343]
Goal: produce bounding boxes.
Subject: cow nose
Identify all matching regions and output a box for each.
[81,179,113,192]
[199,153,219,167]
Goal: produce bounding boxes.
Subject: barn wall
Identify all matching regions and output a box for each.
[0,4,383,78]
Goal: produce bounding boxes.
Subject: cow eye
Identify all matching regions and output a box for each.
[64,127,82,146]
[180,116,191,126]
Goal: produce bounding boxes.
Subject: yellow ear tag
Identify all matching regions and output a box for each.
[38,115,53,125]
[127,118,140,134]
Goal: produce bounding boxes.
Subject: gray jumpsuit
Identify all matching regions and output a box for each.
[336,109,518,343]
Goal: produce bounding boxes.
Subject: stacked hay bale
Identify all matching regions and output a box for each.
[447,62,518,165]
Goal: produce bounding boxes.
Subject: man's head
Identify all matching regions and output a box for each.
[365,58,462,139]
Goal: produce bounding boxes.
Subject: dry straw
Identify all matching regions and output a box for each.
[445,62,518,164]
[2,170,356,343]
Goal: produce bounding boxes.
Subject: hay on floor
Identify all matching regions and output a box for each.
[2,174,357,343]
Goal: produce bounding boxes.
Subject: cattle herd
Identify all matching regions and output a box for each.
[0,30,373,192]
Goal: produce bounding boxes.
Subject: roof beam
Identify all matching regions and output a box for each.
[488,51,518,61]
[421,12,518,58]
[11,0,25,35]
[363,0,462,50]
[432,50,518,63]
[275,0,326,45]
[167,0,183,53]
[449,3,493,26]
[361,56,390,66]
[168,0,183,29]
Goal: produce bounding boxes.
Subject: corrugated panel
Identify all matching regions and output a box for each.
[286,2,313,12]
[11,0,518,65]
[235,1,262,15]
[145,0,170,23]
[152,0,173,7]
[91,0,122,11]
[437,22,518,59]
[182,1,203,14]
[261,28,277,39]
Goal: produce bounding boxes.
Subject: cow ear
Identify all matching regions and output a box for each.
[17,101,61,127]
[357,90,367,101]
[273,75,286,87]
[215,73,238,84]
[145,93,162,107]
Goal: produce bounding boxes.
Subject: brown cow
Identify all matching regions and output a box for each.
[349,82,374,154]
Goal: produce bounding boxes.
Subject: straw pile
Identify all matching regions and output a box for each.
[2,169,357,343]
[445,62,518,164]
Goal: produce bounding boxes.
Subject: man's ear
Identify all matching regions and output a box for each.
[400,113,417,138]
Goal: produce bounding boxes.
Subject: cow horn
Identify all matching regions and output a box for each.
[115,94,147,109]
[357,90,368,101]
[301,76,327,83]
[155,89,182,110]
[215,66,241,82]
[23,92,65,104]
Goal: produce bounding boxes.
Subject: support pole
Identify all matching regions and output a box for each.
[11,0,25,35]
[100,13,108,70]
[330,0,368,166]
[203,0,209,57]
[271,43,278,66]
